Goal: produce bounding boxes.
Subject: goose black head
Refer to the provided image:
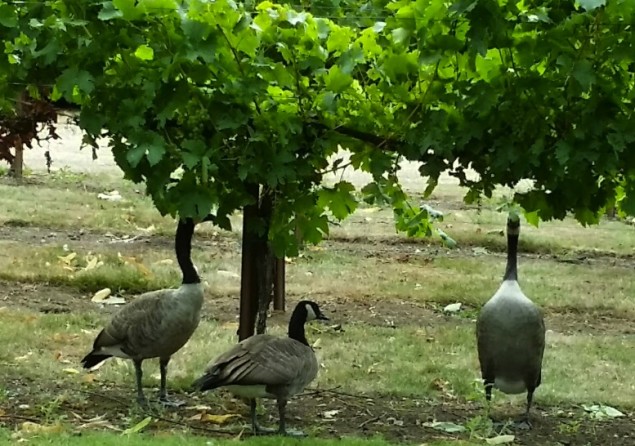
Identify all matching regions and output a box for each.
[506,211,520,236]
[297,300,329,322]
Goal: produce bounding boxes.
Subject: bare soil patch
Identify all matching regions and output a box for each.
[0,374,633,445]
[3,280,634,339]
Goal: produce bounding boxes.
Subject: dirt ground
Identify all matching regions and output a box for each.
[1,225,634,445]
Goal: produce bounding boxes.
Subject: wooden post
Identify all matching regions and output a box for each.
[273,257,286,312]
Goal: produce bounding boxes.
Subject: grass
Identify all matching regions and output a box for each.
[1,169,635,445]
[2,304,634,410]
[0,429,480,446]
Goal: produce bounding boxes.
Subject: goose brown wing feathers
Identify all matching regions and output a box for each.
[208,335,315,387]
[92,289,171,353]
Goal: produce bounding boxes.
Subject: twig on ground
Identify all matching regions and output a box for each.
[358,416,381,428]
[302,386,370,399]
[78,389,237,436]
[0,414,42,423]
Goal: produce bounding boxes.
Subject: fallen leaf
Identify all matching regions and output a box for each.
[202,413,240,424]
[101,296,126,305]
[14,352,33,361]
[323,409,340,419]
[135,263,152,277]
[472,247,489,255]
[0,408,6,417]
[63,368,80,375]
[443,303,462,313]
[185,405,212,411]
[422,421,466,433]
[97,190,122,202]
[221,322,239,330]
[84,256,99,271]
[189,412,240,424]
[20,421,64,434]
[486,435,516,444]
[583,404,625,419]
[137,224,155,233]
[57,252,77,264]
[217,270,240,279]
[156,259,173,265]
[82,373,96,383]
[122,416,152,435]
[91,288,112,302]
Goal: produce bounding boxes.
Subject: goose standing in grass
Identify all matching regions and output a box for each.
[476,212,546,429]
[193,300,329,437]
[81,218,204,407]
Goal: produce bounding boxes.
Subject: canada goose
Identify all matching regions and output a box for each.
[193,300,329,436]
[80,218,204,407]
[476,212,546,429]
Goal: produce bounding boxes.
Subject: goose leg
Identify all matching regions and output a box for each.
[514,390,534,430]
[133,359,148,407]
[158,357,185,407]
[483,379,494,419]
[277,398,306,437]
[250,399,275,435]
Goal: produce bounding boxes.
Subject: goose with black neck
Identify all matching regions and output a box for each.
[193,300,329,437]
[476,211,546,429]
[80,218,205,407]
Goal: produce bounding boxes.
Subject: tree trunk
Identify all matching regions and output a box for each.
[238,184,260,341]
[256,190,274,335]
[10,140,23,181]
[273,257,285,312]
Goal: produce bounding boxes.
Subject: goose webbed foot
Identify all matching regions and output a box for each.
[276,398,306,437]
[252,424,276,435]
[514,419,532,430]
[514,413,532,430]
[249,399,276,435]
[157,358,185,407]
[136,394,149,407]
[158,396,186,408]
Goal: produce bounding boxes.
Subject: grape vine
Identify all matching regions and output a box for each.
[1,0,634,253]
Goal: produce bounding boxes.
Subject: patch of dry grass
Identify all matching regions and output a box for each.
[1,304,635,417]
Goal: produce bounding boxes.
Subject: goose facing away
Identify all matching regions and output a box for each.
[80,218,204,407]
[476,212,546,428]
[193,300,329,437]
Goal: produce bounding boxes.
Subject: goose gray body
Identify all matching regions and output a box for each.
[193,301,328,437]
[81,218,204,406]
[88,283,204,362]
[477,280,545,395]
[476,214,545,427]
[204,334,318,400]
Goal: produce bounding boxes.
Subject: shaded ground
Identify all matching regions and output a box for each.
[1,372,634,445]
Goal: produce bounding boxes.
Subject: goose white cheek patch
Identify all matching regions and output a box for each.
[305,303,317,321]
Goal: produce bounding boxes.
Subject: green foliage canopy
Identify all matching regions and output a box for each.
[1,0,634,256]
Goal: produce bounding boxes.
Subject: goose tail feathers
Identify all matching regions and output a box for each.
[80,351,112,369]
[191,370,222,392]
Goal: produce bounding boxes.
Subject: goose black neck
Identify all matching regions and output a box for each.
[288,306,309,346]
[176,218,199,284]
[503,230,518,281]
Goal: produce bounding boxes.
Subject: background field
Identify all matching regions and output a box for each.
[0,139,634,445]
